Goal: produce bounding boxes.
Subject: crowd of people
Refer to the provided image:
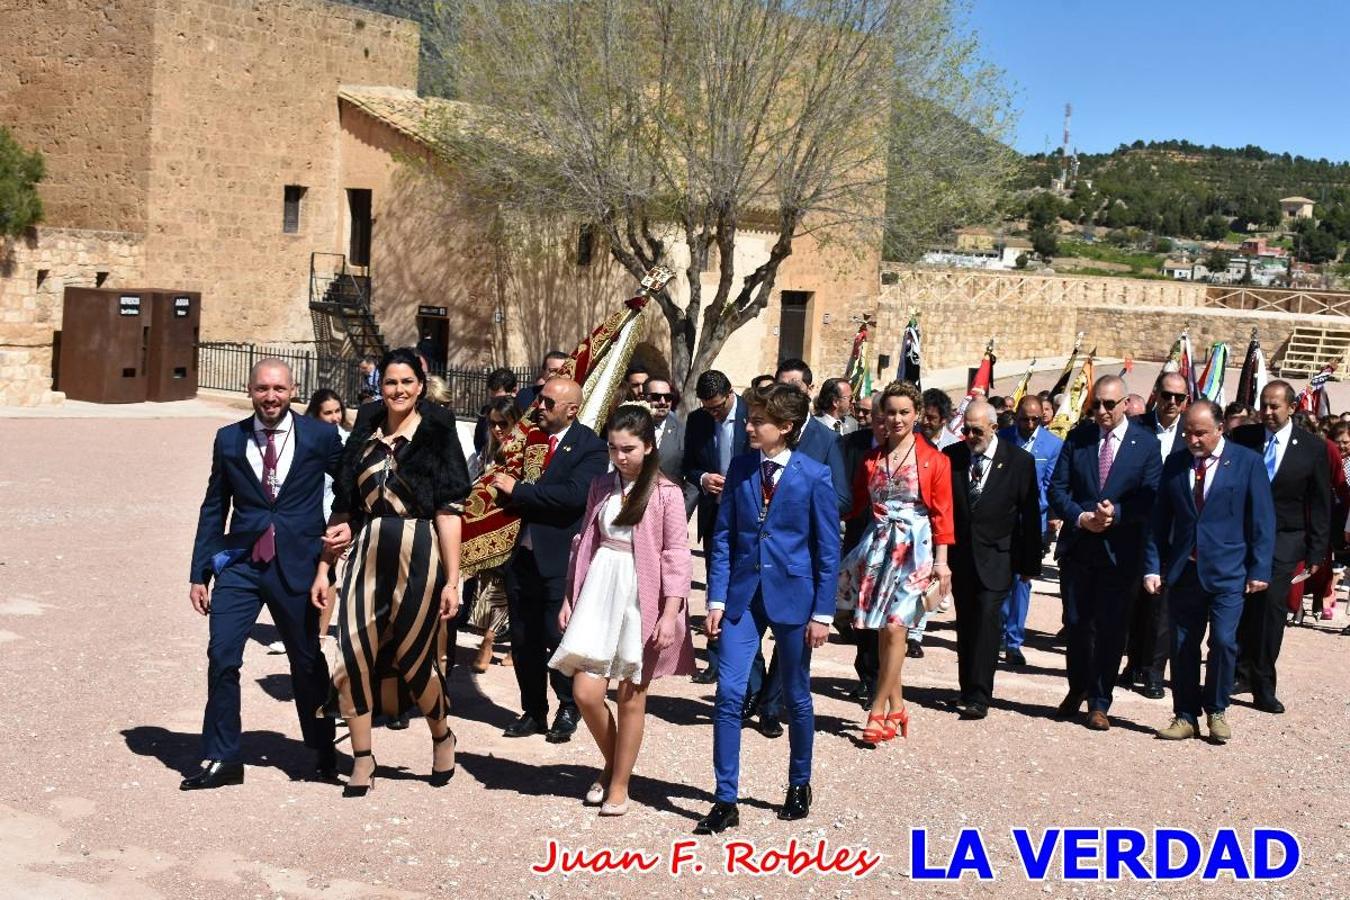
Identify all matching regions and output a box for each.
[182,345,1345,834]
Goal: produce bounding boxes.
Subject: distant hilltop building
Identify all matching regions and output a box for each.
[1280,196,1316,221]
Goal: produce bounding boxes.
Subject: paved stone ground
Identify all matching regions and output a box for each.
[2,409,1348,899]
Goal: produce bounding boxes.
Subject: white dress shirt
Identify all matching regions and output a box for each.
[1264,420,1293,475]
[247,411,297,491]
[1079,417,1130,529]
[1153,414,1181,459]
[716,396,740,475]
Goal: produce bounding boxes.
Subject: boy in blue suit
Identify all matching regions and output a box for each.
[695,384,841,834]
[1144,401,1274,743]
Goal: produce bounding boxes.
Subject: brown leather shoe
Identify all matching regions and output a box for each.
[1085,710,1111,731]
[1054,691,1086,719]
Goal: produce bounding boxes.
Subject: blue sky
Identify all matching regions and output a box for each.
[967,0,1348,161]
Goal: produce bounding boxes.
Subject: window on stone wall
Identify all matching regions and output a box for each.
[95,271,109,287]
[283,185,307,234]
[36,269,49,289]
[576,224,594,267]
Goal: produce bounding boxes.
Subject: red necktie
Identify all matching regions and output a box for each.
[252,428,279,563]
[1190,457,1211,562]
[544,434,559,469]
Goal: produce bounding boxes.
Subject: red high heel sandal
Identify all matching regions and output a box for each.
[884,707,910,740]
[862,714,888,746]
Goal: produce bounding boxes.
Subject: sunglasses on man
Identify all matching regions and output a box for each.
[1091,398,1120,411]
[645,392,673,402]
[1159,390,1187,404]
[961,425,988,437]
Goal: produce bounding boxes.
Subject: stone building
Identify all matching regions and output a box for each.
[0,0,880,405]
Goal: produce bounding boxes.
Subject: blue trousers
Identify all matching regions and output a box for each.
[1001,577,1031,650]
[712,592,814,803]
[1060,559,1135,713]
[204,560,334,762]
[1168,563,1243,723]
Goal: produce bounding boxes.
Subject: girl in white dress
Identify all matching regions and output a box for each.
[551,403,694,816]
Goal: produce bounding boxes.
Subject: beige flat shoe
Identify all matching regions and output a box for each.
[599,800,629,816]
[584,782,605,806]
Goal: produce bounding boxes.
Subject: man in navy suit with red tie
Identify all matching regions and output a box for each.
[1145,401,1274,743]
[186,359,346,789]
[1048,374,1162,730]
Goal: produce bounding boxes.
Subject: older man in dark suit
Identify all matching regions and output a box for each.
[1228,380,1331,714]
[1048,374,1163,730]
[493,377,609,742]
[945,400,1044,719]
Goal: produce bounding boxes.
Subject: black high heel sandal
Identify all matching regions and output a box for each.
[430,727,456,787]
[343,749,376,798]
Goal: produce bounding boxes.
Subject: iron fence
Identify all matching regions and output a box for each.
[197,342,532,418]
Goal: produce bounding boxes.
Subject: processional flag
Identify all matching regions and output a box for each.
[941,338,996,444]
[1296,364,1335,417]
[1195,342,1230,405]
[896,314,921,389]
[846,317,873,399]
[1049,348,1096,438]
[1234,330,1268,409]
[1009,358,1037,410]
[458,266,675,575]
[1050,332,1084,400]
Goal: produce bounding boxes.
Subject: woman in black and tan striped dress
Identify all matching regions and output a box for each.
[312,348,471,796]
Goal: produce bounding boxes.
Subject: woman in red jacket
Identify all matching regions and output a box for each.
[838,380,954,745]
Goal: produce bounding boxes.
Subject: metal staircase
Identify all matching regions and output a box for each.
[309,252,388,360]
[1275,325,1350,379]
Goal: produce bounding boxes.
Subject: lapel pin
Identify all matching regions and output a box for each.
[996,462,1004,469]
[564,445,572,452]
[1224,460,1231,467]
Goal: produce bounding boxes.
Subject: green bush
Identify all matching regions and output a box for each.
[0,127,44,237]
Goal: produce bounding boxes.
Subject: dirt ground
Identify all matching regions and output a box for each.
[2,407,1348,899]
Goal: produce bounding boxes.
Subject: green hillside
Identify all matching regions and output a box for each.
[1016,141,1350,251]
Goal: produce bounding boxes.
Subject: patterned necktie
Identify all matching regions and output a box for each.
[1098,430,1116,491]
[1193,457,1209,512]
[761,459,781,509]
[969,453,987,505]
[1264,433,1278,481]
[252,428,280,564]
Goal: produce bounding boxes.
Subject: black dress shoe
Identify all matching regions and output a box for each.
[1054,690,1086,719]
[1116,667,1139,688]
[777,783,812,821]
[906,640,924,659]
[692,669,718,685]
[546,706,580,743]
[385,713,410,731]
[693,801,739,835]
[180,760,244,791]
[741,698,759,722]
[313,749,341,784]
[1005,648,1027,667]
[1141,682,1166,700]
[945,695,969,711]
[1253,696,1285,714]
[960,703,989,720]
[1231,678,1251,696]
[758,715,784,739]
[502,713,545,738]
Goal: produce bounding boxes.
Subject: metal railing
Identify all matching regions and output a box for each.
[1204,285,1350,317]
[198,342,532,417]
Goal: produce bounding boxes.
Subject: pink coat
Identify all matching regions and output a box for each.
[565,473,696,679]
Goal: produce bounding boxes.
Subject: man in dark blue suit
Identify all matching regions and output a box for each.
[1048,374,1162,730]
[1145,401,1274,743]
[997,394,1063,667]
[185,359,345,789]
[682,370,749,683]
[493,377,609,742]
[695,385,841,834]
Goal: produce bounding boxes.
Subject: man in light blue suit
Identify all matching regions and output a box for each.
[694,385,841,834]
[998,394,1063,665]
[1144,401,1274,743]
[1048,374,1162,730]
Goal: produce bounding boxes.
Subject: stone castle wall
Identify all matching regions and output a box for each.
[0,1,156,233]
[145,0,420,344]
[0,229,146,405]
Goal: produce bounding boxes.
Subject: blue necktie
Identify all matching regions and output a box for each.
[1263,434,1278,481]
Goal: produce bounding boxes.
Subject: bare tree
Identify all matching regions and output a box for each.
[429,0,1016,401]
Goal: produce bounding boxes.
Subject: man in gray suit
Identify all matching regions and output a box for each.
[644,377,698,518]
